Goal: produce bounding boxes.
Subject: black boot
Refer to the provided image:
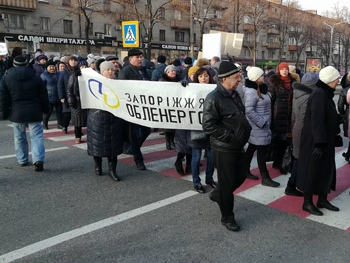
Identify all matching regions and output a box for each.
[185,154,192,175]
[302,194,323,216]
[284,182,303,197]
[94,157,103,176]
[165,132,172,150]
[261,171,280,187]
[317,193,339,211]
[108,158,121,181]
[247,171,258,180]
[174,153,185,175]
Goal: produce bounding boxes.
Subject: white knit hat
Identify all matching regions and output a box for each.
[247,67,264,82]
[319,66,340,84]
[100,61,114,73]
[164,65,176,74]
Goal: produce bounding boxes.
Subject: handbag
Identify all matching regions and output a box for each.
[190,130,207,141]
[282,146,292,173]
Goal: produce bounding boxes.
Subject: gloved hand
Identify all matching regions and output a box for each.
[313,147,326,159]
[181,80,188,87]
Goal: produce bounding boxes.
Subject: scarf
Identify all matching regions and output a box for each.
[280,75,291,90]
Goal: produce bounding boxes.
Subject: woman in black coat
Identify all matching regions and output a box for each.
[268,62,296,174]
[87,61,124,181]
[67,59,88,144]
[297,66,341,216]
[337,72,350,161]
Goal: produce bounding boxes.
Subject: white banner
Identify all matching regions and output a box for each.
[0,42,7,56]
[78,69,216,130]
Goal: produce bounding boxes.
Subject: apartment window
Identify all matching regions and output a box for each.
[268,50,274,59]
[159,30,165,41]
[245,49,250,58]
[89,23,93,35]
[63,20,73,34]
[40,17,50,31]
[62,0,70,5]
[288,37,296,45]
[262,50,265,59]
[194,33,196,44]
[8,14,25,29]
[175,31,184,42]
[158,7,165,20]
[104,24,111,36]
[174,10,181,20]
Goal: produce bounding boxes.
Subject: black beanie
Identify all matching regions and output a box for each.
[218,61,240,78]
[172,59,181,66]
[46,60,56,68]
[13,55,28,67]
[157,55,166,63]
[184,57,192,65]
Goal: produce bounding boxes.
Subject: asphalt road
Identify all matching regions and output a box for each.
[0,107,350,262]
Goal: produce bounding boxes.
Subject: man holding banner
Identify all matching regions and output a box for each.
[119,49,151,170]
[202,61,251,232]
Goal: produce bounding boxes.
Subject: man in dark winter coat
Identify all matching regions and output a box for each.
[0,55,49,171]
[151,55,167,81]
[297,66,341,216]
[202,62,251,232]
[119,49,151,170]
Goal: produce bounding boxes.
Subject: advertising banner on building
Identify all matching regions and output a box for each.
[305,57,323,72]
[78,69,216,130]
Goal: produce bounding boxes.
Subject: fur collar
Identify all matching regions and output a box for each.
[244,79,268,94]
[268,73,296,88]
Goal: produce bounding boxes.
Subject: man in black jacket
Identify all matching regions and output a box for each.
[119,49,151,170]
[202,62,251,232]
[0,56,49,171]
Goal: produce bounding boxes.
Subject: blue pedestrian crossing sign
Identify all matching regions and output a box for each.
[122,21,140,48]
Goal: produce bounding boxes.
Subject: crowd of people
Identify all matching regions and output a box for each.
[0,46,349,232]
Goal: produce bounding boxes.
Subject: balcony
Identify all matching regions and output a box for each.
[267,42,280,49]
[171,20,190,30]
[171,0,189,9]
[267,28,279,35]
[0,0,37,11]
[243,24,254,32]
[288,45,297,51]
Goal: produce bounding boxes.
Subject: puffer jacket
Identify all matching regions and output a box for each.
[202,82,251,153]
[0,66,49,122]
[41,70,60,103]
[268,74,295,134]
[291,82,314,159]
[87,109,124,158]
[243,79,271,146]
[67,70,87,127]
[338,73,350,137]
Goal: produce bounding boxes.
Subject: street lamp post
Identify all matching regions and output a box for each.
[323,21,344,66]
[190,0,194,58]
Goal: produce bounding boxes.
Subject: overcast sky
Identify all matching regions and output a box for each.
[299,0,350,15]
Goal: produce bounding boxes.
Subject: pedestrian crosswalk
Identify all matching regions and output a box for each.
[8,121,350,231]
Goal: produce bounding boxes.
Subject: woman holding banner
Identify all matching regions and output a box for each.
[86,61,124,181]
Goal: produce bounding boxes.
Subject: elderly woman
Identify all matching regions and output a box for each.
[159,65,180,150]
[87,61,124,181]
[297,66,341,216]
[244,67,279,187]
[268,62,296,174]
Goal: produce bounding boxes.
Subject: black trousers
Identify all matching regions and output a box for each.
[245,143,269,173]
[43,102,63,126]
[212,149,247,221]
[74,126,82,139]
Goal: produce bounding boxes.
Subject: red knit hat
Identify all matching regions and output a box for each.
[277,62,289,72]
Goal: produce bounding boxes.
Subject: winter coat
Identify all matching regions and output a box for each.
[40,70,60,103]
[181,65,192,80]
[202,82,251,153]
[338,73,350,137]
[297,80,338,194]
[243,79,271,146]
[58,68,75,113]
[291,82,314,159]
[268,74,295,134]
[67,70,87,127]
[347,89,350,138]
[0,66,49,122]
[151,63,167,81]
[33,63,46,76]
[0,60,6,80]
[118,64,149,81]
[264,69,275,84]
[87,109,124,158]
[174,129,192,155]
